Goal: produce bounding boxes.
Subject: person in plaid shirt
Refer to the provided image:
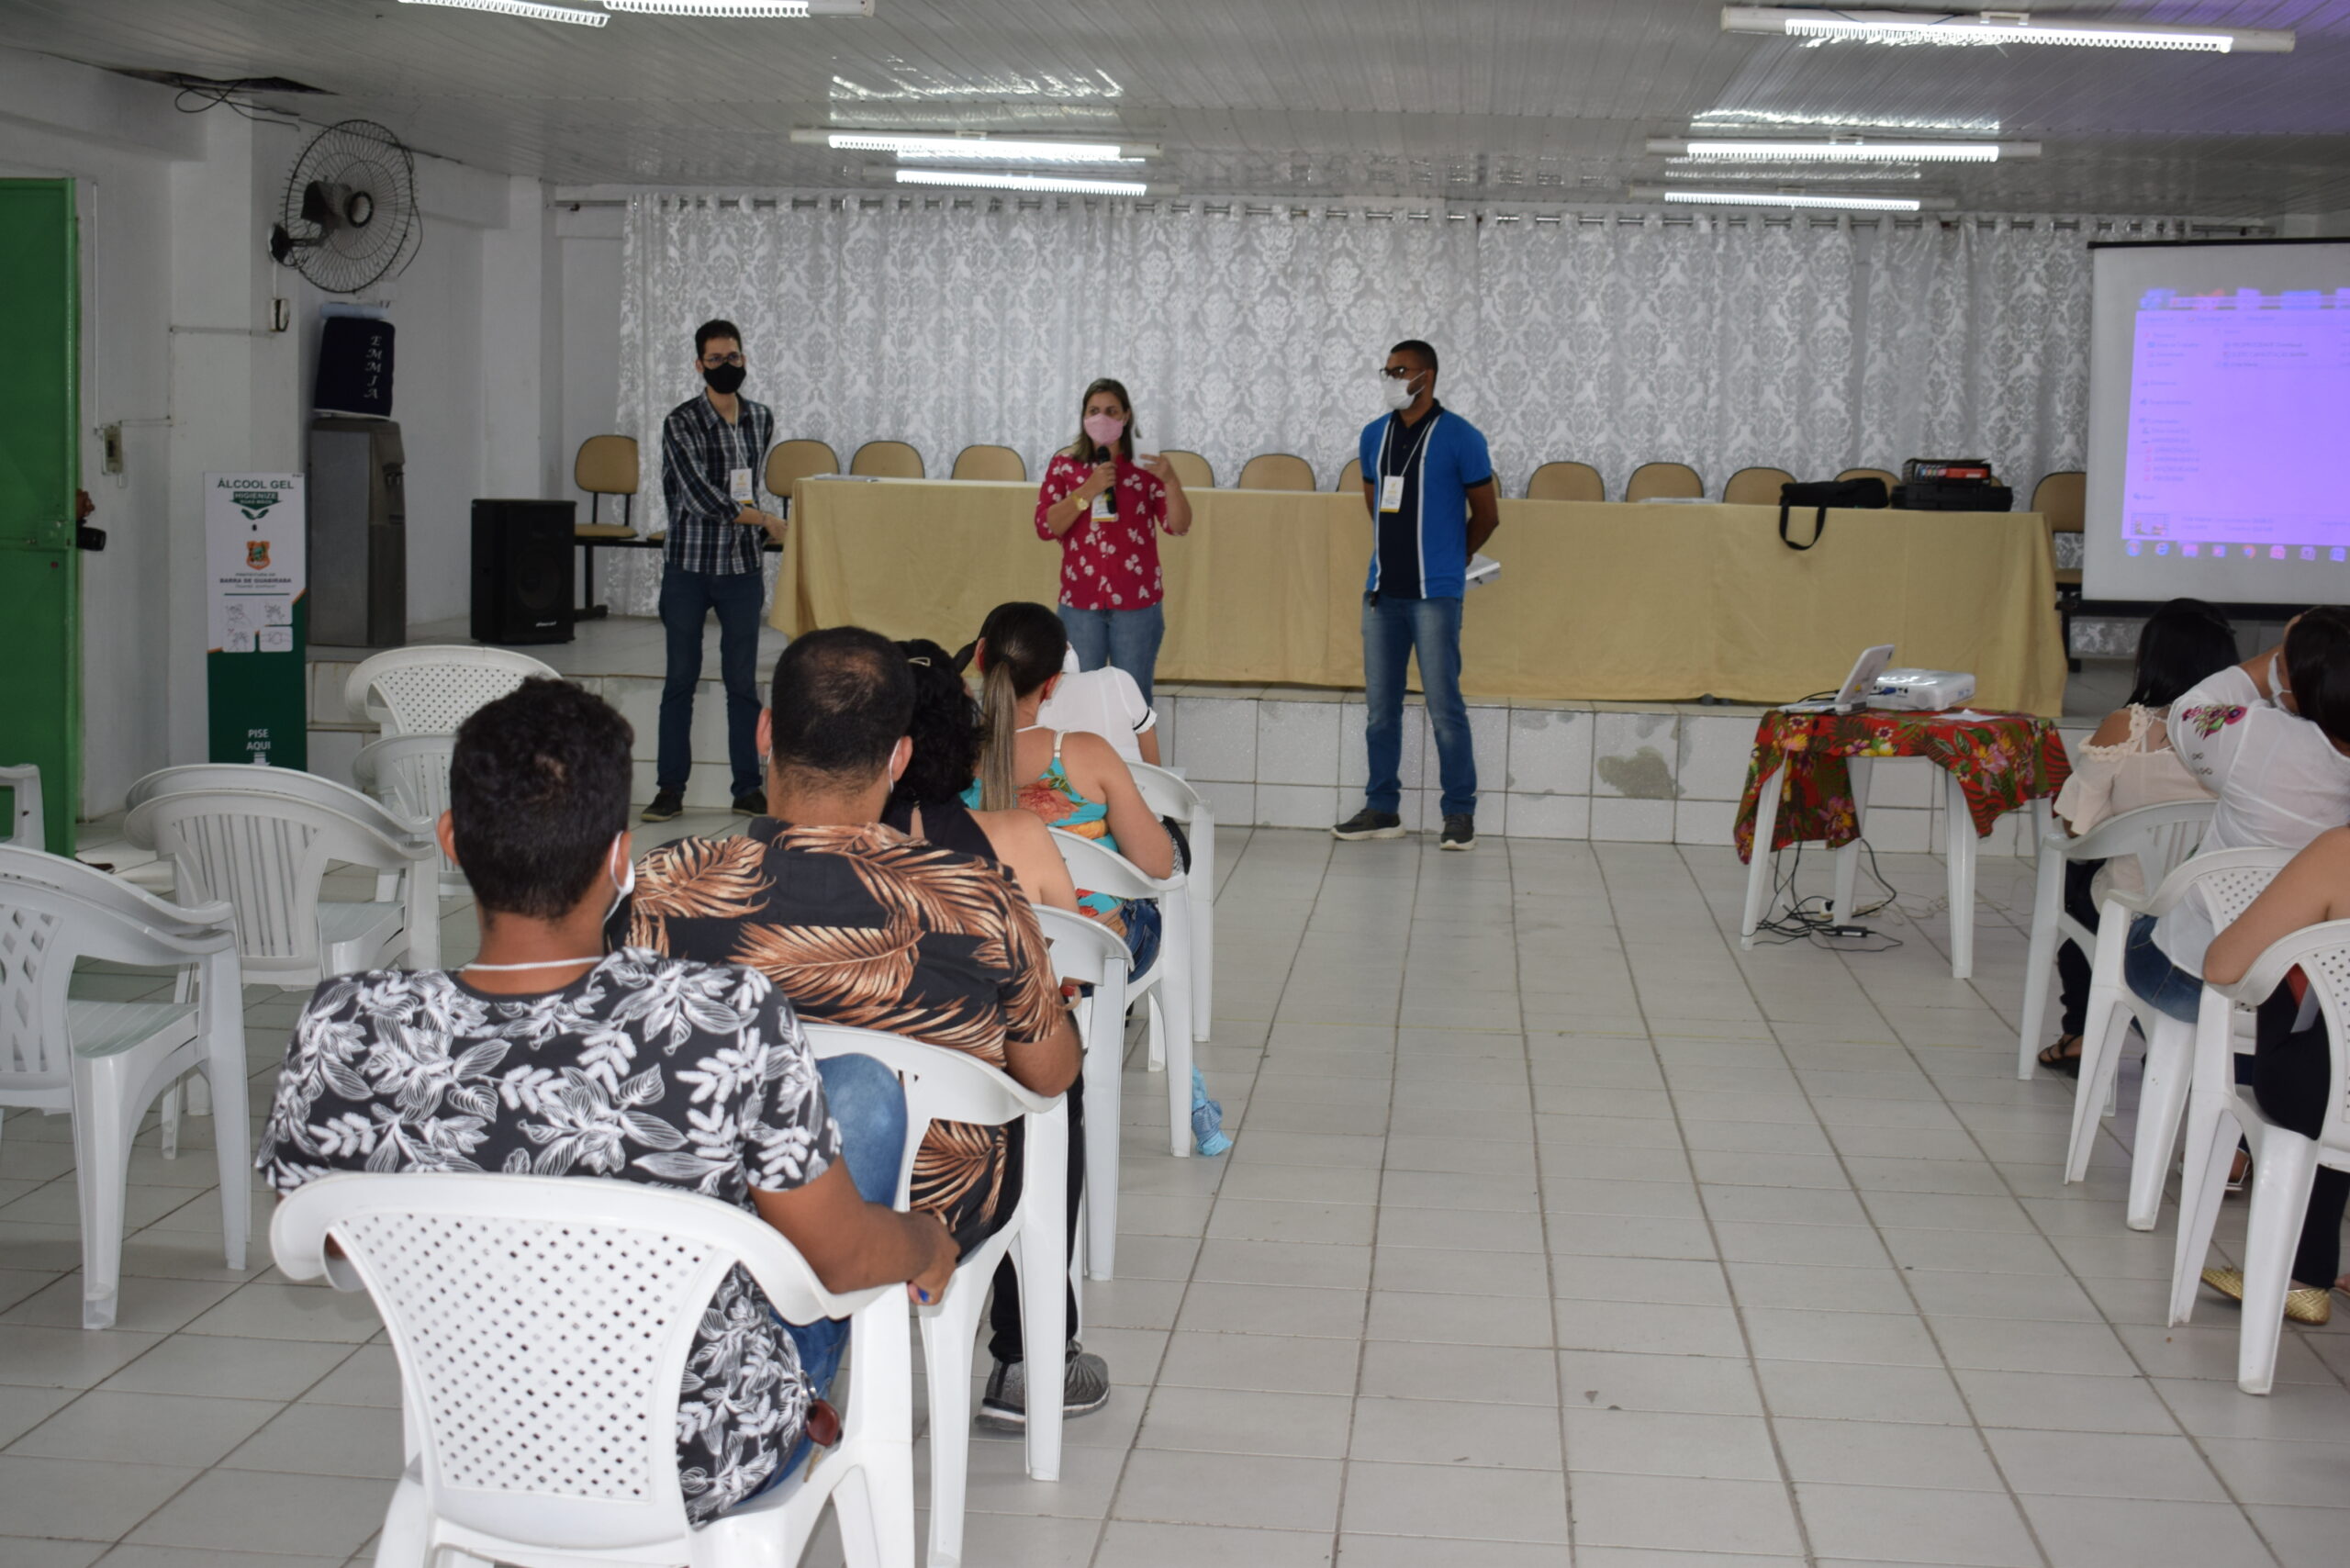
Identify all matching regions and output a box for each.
[646,318,787,824]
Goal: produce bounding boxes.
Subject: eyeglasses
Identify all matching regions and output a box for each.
[699,353,745,368]
[1378,365,1418,380]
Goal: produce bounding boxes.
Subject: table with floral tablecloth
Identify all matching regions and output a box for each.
[1734,709,2072,864]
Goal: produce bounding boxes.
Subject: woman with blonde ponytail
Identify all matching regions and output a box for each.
[959,602,1175,967]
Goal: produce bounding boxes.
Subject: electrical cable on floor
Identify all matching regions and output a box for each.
[1751,836,1905,953]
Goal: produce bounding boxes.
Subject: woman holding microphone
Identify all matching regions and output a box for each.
[1035,377,1192,707]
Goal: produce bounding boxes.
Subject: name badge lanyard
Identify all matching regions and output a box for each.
[1376,409,1437,513]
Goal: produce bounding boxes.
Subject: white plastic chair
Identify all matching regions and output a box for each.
[270,1171,914,1568]
[1047,830,1196,1158]
[0,762,44,851]
[122,766,441,986]
[799,1024,1066,1568]
[2016,800,2213,1079]
[1035,905,1132,1282]
[341,644,560,736]
[0,848,248,1328]
[2166,920,2350,1394]
[352,734,465,895]
[2067,846,2291,1230]
[1130,761,1214,1044]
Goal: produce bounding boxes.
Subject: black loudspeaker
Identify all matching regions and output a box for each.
[316,317,395,418]
[471,498,575,645]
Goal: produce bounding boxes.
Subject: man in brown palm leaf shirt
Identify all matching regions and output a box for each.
[623,625,1109,1431]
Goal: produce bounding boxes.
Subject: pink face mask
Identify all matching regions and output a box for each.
[1082,412,1126,451]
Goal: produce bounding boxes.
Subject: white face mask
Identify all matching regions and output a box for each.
[1380,370,1418,412]
[605,834,635,924]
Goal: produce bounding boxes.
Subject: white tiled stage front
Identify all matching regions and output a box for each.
[307,616,2110,852]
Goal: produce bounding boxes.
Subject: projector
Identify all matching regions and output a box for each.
[1869,669,1975,711]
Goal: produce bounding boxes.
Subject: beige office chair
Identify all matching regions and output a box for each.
[849,440,925,479]
[1722,466,1795,506]
[1237,454,1315,493]
[951,444,1027,482]
[764,438,838,502]
[1157,450,1214,490]
[1836,466,1899,490]
[1526,461,1605,502]
[574,435,639,534]
[1625,462,1704,501]
[1335,457,1363,492]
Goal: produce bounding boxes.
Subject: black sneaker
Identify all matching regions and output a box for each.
[1440,813,1477,851]
[975,1342,1111,1431]
[732,790,768,817]
[640,789,684,823]
[1332,807,1405,841]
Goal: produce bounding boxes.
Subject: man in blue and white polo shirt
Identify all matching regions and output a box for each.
[1334,339,1500,851]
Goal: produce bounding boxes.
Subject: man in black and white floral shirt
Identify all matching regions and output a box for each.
[257,679,956,1525]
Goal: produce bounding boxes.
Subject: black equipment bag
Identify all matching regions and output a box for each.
[1775,476,1887,550]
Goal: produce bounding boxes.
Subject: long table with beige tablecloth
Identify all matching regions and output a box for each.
[772,477,2066,716]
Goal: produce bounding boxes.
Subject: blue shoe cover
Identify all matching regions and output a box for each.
[1191,1065,1231,1156]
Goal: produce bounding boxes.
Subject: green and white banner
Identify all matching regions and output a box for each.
[205,472,307,767]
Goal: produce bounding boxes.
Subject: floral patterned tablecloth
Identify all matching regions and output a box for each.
[1733,710,2072,864]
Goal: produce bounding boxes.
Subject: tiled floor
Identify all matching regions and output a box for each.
[6,818,2348,1567]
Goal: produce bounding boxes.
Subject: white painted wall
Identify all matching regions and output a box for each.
[0,46,550,820]
[556,203,626,522]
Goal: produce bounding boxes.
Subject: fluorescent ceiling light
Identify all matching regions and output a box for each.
[399,0,607,23]
[1650,137,2035,162]
[1629,185,1953,212]
[891,168,1158,196]
[1719,6,2293,52]
[601,0,871,15]
[795,129,1150,162]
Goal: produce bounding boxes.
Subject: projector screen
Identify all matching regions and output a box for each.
[2085,238,2350,606]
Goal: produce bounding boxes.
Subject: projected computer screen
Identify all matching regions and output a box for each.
[2085,239,2350,605]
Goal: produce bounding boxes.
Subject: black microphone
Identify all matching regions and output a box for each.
[1091,445,1117,517]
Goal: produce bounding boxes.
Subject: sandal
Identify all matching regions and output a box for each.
[2035,1034,2084,1079]
[2201,1267,2333,1327]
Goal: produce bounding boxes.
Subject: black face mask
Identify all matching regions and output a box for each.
[701,363,746,396]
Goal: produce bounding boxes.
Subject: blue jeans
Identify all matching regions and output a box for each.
[1121,897,1163,978]
[2122,914,2204,1024]
[1061,601,1165,710]
[1361,592,1474,819]
[757,1052,907,1492]
[658,567,765,799]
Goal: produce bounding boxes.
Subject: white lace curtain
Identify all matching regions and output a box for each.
[612,194,2123,614]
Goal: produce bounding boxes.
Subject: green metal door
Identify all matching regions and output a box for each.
[0,180,80,857]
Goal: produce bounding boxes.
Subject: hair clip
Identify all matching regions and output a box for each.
[906,655,932,666]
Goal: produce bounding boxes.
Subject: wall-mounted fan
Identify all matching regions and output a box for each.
[268,119,421,294]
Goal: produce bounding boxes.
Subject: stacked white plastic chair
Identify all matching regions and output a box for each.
[2167,919,2350,1394]
[352,733,464,894]
[1035,903,1133,1281]
[0,849,247,1328]
[2066,846,2291,1230]
[1046,830,1196,1157]
[800,1023,1067,1568]
[1129,761,1214,1042]
[341,644,561,736]
[271,1171,915,1568]
[0,762,44,850]
[123,765,442,984]
[2016,799,2212,1079]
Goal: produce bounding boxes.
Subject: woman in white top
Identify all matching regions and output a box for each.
[2036,600,2235,1075]
[2125,606,2350,1022]
[1035,645,1161,767]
